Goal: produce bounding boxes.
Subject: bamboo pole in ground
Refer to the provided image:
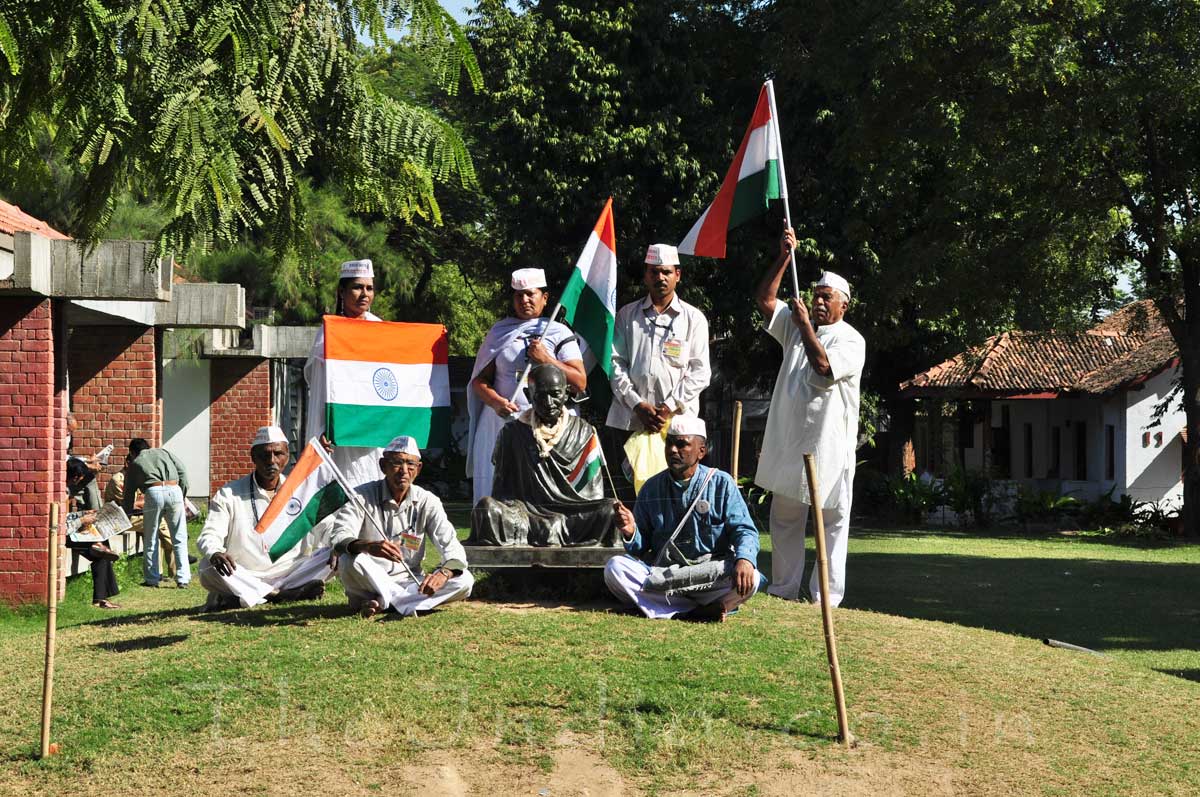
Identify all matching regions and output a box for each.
[802,453,854,748]
[730,401,744,481]
[40,502,60,758]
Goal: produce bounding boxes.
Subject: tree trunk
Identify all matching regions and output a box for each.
[1180,341,1200,536]
[887,397,916,477]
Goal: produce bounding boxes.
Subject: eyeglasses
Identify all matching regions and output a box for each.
[382,457,421,471]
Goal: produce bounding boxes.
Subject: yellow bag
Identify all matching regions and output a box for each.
[623,428,669,495]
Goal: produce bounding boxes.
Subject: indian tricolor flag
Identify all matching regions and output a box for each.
[568,432,603,491]
[678,80,784,258]
[324,317,451,448]
[559,198,618,379]
[255,439,348,561]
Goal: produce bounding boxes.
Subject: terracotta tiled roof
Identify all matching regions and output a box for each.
[0,200,69,240]
[901,299,1180,397]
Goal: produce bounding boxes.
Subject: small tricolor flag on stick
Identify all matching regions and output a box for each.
[324,317,451,448]
[559,197,618,381]
[678,80,784,259]
[255,439,348,561]
[568,432,603,491]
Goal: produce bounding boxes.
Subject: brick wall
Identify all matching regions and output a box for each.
[0,297,67,604]
[209,358,272,494]
[68,325,158,493]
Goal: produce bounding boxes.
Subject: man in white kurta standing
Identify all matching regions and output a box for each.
[328,435,473,619]
[755,228,865,607]
[606,244,711,497]
[303,258,384,488]
[197,426,333,610]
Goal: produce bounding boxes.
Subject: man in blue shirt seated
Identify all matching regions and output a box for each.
[605,416,763,622]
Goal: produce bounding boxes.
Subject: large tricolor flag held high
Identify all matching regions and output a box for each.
[678,81,785,259]
[558,197,618,380]
[255,439,348,561]
[324,317,451,448]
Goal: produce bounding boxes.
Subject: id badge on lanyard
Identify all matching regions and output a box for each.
[389,506,421,552]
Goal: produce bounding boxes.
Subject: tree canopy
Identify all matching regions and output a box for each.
[0,1,481,258]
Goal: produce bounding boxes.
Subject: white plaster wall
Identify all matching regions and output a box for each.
[162,357,211,498]
[1124,368,1184,507]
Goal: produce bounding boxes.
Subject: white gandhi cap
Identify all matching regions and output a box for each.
[510,268,547,291]
[667,416,707,439]
[813,271,851,302]
[384,435,421,459]
[251,425,288,447]
[339,259,374,280]
[644,244,680,267]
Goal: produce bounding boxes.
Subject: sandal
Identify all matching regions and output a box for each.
[94,600,122,610]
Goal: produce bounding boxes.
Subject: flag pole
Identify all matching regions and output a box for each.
[313,439,422,586]
[508,304,565,405]
[764,79,802,299]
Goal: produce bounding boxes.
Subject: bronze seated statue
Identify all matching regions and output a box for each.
[468,364,620,547]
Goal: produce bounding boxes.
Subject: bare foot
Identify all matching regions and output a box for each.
[360,599,383,620]
[94,599,122,610]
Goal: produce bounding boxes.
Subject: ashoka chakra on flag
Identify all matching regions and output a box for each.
[323,316,451,448]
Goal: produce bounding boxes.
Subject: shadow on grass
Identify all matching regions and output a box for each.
[60,606,205,630]
[188,601,350,626]
[95,633,188,652]
[839,549,1198,662]
[1155,669,1200,683]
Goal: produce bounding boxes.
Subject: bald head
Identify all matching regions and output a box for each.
[528,364,569,425]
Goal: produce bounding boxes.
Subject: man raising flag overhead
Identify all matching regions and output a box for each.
[678,80,799,293]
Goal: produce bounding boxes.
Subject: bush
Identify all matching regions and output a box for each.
[942,467,995,528]
[1013,489,1080,524]
[884,472,944,522]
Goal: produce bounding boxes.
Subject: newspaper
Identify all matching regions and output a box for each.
[67,501,133,544]
[94,444,114,466]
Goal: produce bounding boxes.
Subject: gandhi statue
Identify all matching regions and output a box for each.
[468,364,620,547]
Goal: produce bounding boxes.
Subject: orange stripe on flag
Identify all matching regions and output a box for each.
[256,443,324,533]
[593,197,616,252]
[322,316,450,364]
[567,434,599,483]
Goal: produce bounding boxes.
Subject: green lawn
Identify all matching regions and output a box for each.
[0,517,1197,795]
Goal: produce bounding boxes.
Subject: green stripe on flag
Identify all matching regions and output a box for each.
[268,481,348,561]
[728,161,781,230]
[561,275,614,379]
[327,404,452,448]
[572,455,602,490]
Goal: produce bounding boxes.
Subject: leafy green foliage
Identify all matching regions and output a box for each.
[0,1,481,260]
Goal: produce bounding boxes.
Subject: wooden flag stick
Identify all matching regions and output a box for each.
[803,453,854,748]
[730,400,744,481]
[40,502,60,759]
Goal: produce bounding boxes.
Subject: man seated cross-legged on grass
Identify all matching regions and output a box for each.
[198,426,334,610]
[328,435,474,620]
[605,417,764,622]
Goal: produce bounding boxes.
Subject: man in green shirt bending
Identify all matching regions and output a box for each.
[122,437,191,588]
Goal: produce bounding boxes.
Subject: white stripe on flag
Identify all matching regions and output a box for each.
[678,204,710,256]
[326,360,451,407]
[736,122,774,181]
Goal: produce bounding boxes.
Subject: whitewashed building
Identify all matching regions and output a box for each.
[900,300,1183,509]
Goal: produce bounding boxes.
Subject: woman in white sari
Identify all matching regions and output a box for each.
[467,268,586,504]
[303,259,385,488]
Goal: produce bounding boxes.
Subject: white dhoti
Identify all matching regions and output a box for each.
[767,494,850,606]
[338,553,474,616]
[603,556,760,620]
[199,548,334,608]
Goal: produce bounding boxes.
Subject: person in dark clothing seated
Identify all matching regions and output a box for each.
[66,458,121,609]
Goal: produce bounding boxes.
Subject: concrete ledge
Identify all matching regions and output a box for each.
[49,237,172,300]
[463,545,623,569]
[156,282,245,329]
[204,324,317,359]
[10,231,51,295]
